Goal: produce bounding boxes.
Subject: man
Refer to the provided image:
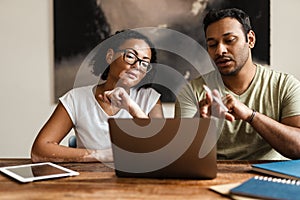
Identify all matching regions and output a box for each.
[175,8,300,160]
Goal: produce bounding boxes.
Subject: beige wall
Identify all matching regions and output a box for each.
[271,1,300,78]
[0,0,54,158]
[0,0,299,158]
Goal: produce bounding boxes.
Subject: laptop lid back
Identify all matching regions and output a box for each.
[108,118,217,179]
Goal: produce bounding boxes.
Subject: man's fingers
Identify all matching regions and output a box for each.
[225,112,235,122]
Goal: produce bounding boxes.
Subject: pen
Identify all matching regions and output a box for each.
[203,85,228,112]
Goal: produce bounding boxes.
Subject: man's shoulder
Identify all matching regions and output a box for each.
[190,70,221,90]
[257,64,289,77]
[256,64,300,86]
[191,70,218,83]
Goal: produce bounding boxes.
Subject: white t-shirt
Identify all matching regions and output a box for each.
[59,85,161,150]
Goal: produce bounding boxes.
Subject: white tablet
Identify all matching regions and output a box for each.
[0,162,79,183]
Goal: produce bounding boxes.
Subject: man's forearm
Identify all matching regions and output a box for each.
[250,112,300,159]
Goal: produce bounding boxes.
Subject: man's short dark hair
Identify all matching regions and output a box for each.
[203,8,252,41]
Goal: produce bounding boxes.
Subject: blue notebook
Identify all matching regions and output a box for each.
[230,176,300,200]
[252,159,300,180]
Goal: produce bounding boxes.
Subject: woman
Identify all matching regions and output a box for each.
[31,30,163,163]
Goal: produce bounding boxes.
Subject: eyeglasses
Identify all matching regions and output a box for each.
[118,49,152,73]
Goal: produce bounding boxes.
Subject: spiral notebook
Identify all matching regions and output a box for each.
[251,159,300,180]
[230,176,300,200]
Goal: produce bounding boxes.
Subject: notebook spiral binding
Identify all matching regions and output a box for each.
[254,175,300,185]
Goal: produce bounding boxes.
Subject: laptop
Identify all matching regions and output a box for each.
[108,118,217,179]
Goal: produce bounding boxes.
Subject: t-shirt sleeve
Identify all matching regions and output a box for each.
[134,88,161,115]
[59,90,76,125]
[175,82,199,118]
[281,74,300,118]
[145,88,161,115]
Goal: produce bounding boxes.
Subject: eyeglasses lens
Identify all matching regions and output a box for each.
[123,51,151,72]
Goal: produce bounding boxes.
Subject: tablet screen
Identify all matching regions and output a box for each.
[0,162,79,182]
[7,164,68,178]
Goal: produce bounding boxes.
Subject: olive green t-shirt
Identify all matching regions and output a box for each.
[175,65,300,160]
